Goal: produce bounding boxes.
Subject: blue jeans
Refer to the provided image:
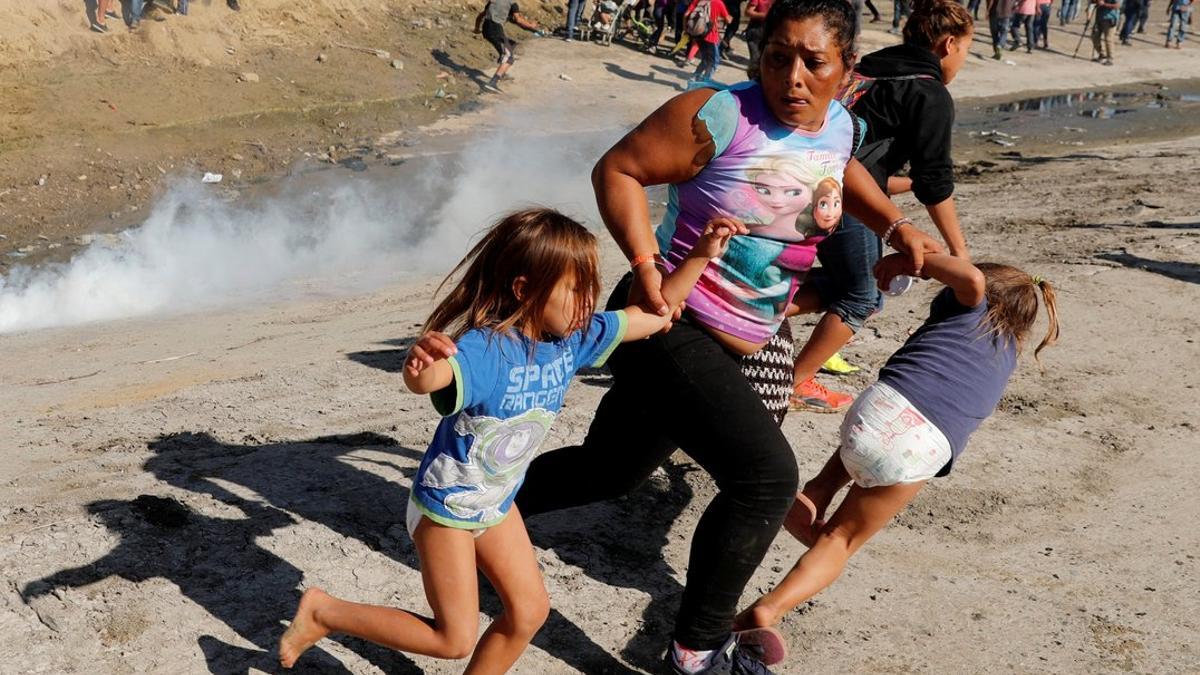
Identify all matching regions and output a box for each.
[1119,1,1144,40]
[650,2,668,45]
[673,1,688,41]
[125,0,144,24]
[1033,4,1052,44]
[1010,13,1033,48]
[567,0,586,37]
[806,213,884,333]
[1167,9,1190,43]
[178,0,188,14]
[990,15,1011,50]
[893,0,911,28]
[1059,0,1079,22]
[968,0,983,19]
[693,41,721,82]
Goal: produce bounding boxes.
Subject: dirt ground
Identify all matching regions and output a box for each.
[0,0,572,267]
[2,3,1199,674]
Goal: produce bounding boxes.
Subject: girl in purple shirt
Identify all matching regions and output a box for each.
[735,253,1059,631]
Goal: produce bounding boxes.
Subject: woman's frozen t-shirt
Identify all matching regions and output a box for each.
[411,311,627,529]
[656,81,857,343]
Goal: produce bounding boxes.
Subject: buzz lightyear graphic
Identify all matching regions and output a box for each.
[420,407,557,523]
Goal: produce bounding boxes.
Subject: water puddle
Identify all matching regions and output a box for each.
[954,78,1200,160]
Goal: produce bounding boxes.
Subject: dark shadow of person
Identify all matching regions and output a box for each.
[603,62,685,91]
[20,489,420,674]
[524,458,699,672]
[145,431,424,567]
[431,49,489,87]
[142,430,628,673]
[345,337,418,373]
[1096,250,1200,285]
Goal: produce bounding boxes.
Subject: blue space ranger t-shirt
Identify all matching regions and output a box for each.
[410,311,628,529]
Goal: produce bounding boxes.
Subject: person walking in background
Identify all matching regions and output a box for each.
[1010,0,1035,51]
[1093,0,1120,63]
[1033,0,1052,45]
[648,0,672,51]
[1119,0,1146,43]
[566,0,587,41]
[866,0,885,22]
[968,0,983,20]
[988,0,1013,57]
[126,0,144,30]
[1060,0,1081,22]
[1137,0,1152,31]
[743,0,773,75]
[1166,0,1192,46]
[673,0,690,39]
[90,0,114,32]
[684,0,731,83]
[474,0,541,92]
[890,0,913,33]
[722,0,744,54]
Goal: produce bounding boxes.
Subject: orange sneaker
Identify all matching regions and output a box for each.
[789,376,853,413]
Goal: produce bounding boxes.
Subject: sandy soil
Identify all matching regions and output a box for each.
[2,9,1200,675]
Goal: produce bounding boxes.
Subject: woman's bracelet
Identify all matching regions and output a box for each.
[882,218,912,248]
[630,253,665,269]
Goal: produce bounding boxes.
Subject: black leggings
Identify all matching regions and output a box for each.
[723,0,743,45]
[517,276,799,650]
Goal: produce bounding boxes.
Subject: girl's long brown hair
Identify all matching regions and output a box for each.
[422,208,601,342]
[976,263,1060,367]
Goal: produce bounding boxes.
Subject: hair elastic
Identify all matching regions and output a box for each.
[1031,275,1045,285]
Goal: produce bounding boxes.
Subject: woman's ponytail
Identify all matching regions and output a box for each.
[903,0,974,49]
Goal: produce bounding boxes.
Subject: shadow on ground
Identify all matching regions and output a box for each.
[1096,250,1200,284]
[21,429,654,672]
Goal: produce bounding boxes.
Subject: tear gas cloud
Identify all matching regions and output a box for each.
[0,123,619,334]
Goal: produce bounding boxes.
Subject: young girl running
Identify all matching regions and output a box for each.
[735,253,1059,630]
[278,208,740,673]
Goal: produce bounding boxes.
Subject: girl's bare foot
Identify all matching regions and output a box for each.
[783,492,824,547]
[279,587,332,668]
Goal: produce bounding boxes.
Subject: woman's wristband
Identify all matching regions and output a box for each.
[630,253,665,269]
[881,218,912,248]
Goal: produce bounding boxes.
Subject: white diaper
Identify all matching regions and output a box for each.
[405,498,487,539]
[838,382,953,488]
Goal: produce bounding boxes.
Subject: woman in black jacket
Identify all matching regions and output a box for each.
[788,0,975,413]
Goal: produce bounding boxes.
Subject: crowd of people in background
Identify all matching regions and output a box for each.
[503,0,1192,79]
[88,0,242,33]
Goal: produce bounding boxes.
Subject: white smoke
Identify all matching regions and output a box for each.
[0,121,619,334]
